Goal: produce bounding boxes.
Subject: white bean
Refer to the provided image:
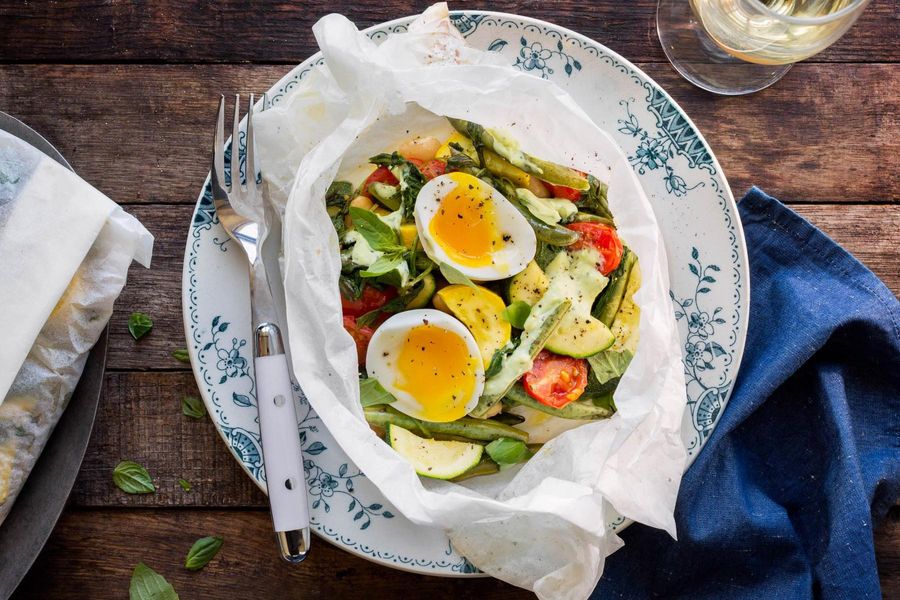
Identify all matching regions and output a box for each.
[398,136,442,162]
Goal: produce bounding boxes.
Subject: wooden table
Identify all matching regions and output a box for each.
[1,1,897,597]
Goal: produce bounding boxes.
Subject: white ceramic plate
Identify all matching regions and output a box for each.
[183,11,748,576]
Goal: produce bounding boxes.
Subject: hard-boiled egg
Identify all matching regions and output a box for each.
[415,172,536,281]
[365,309,484,423]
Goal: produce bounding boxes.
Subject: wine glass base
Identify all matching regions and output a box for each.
[657,0,793,96]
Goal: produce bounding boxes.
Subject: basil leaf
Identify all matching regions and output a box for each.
[360,253,406,278]
[171,348,190,363]
[586,350,633,388]
[349,206,398,251]
[485,438,531,469]
[185,536,224,571]
[181,396,206,419]
[113,460,156,494]
[326,181,354,237]
[128,312,153,340]
[339,271,364,301]
[129,562,179,600]
[484,348,508,379]
[502,301,532,329]
[356,296,406,328]
[178,478,192,492]
[439,262,476,288]
[359,378,396,408]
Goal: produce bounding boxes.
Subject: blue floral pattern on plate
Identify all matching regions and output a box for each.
[183,10,748,576]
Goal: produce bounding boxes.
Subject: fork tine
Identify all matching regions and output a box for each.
[246,93,256,188]
[231,93,241,192]
[212,95,225,192]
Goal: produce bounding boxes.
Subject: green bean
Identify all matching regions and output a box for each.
[490,412,526,426]
[593,248,635,326]
[508,196,580,246]
[573,212,616,227]
[448,118,589,191]
[363,405,529,443]
[503,384,614,420]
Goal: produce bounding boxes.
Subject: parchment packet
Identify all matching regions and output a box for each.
[259,5,687,598]
[0,130,152,523]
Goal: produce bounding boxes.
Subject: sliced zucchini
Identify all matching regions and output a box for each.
[508,260,548,305]
[388,424,483,480]
[404,273,436,309]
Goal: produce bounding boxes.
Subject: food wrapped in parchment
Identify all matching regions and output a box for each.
[0,129,152,523]
[256,4,687,598]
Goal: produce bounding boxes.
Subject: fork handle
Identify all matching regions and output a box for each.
[254,322,310,563]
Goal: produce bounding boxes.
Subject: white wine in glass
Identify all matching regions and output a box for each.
[658,0,870,94]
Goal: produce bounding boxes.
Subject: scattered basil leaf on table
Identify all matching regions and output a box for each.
[181,395,206,419]
[171,348,190,363]
[185,536,224,571]
[129,562,179,600]
[178,478,192,492]
[439,262,476,288]
[502,301,532,329]
[359,378,396,408]
[113,460,156,494]
[485,438,531,469]
[128,312,153,340]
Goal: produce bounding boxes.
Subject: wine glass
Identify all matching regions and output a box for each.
[657,0,871,95]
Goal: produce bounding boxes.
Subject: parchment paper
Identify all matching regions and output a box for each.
[260,5,687,597]
[0,130,153,523]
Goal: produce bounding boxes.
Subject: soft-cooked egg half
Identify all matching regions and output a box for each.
[415,172,536,281]
[365,309,485,423]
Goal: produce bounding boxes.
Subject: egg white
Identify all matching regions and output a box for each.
[365,309,484,422]
[415,173,536,281]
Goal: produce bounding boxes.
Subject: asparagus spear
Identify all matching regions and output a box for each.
[364,405,529,443]
[470,300,571,418]
[448,118,590,191]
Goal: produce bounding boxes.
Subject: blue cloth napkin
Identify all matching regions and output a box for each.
[595,188,900,599]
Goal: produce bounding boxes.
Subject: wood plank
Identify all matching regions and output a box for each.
[104,203,899,372]
[71,371,267,508]
[79,203,899,506]
[0,64,895,208]
[10,506,899,598]
[0,0,894,64]
[11,509,530,599]
[100,202,898,371]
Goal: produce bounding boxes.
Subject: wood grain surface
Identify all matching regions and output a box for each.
[0,0,897,598]
[0,0,897,64]
[0,63,896,206]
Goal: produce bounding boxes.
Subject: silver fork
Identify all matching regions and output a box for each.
[212,94,310,563]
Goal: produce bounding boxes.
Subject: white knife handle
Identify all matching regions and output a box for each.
[254,322,310,563]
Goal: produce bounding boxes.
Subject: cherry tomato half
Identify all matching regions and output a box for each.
[407,158,447,181]
[565,222,624,276]
[523,350,589,409]
[340,285,397,317]
[544,182,582,201]
[362,166,399,197]
[343,315,374,365]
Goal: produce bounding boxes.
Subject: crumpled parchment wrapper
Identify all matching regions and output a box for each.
[257,4,687,598]
[0,130,153,523]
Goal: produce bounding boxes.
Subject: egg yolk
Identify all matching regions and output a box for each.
[393,324,477,422]
[428,172,503,267]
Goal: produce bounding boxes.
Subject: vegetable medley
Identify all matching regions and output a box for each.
[329,118,642,481]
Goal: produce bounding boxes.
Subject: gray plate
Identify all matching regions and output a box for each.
[0,112,107,599]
